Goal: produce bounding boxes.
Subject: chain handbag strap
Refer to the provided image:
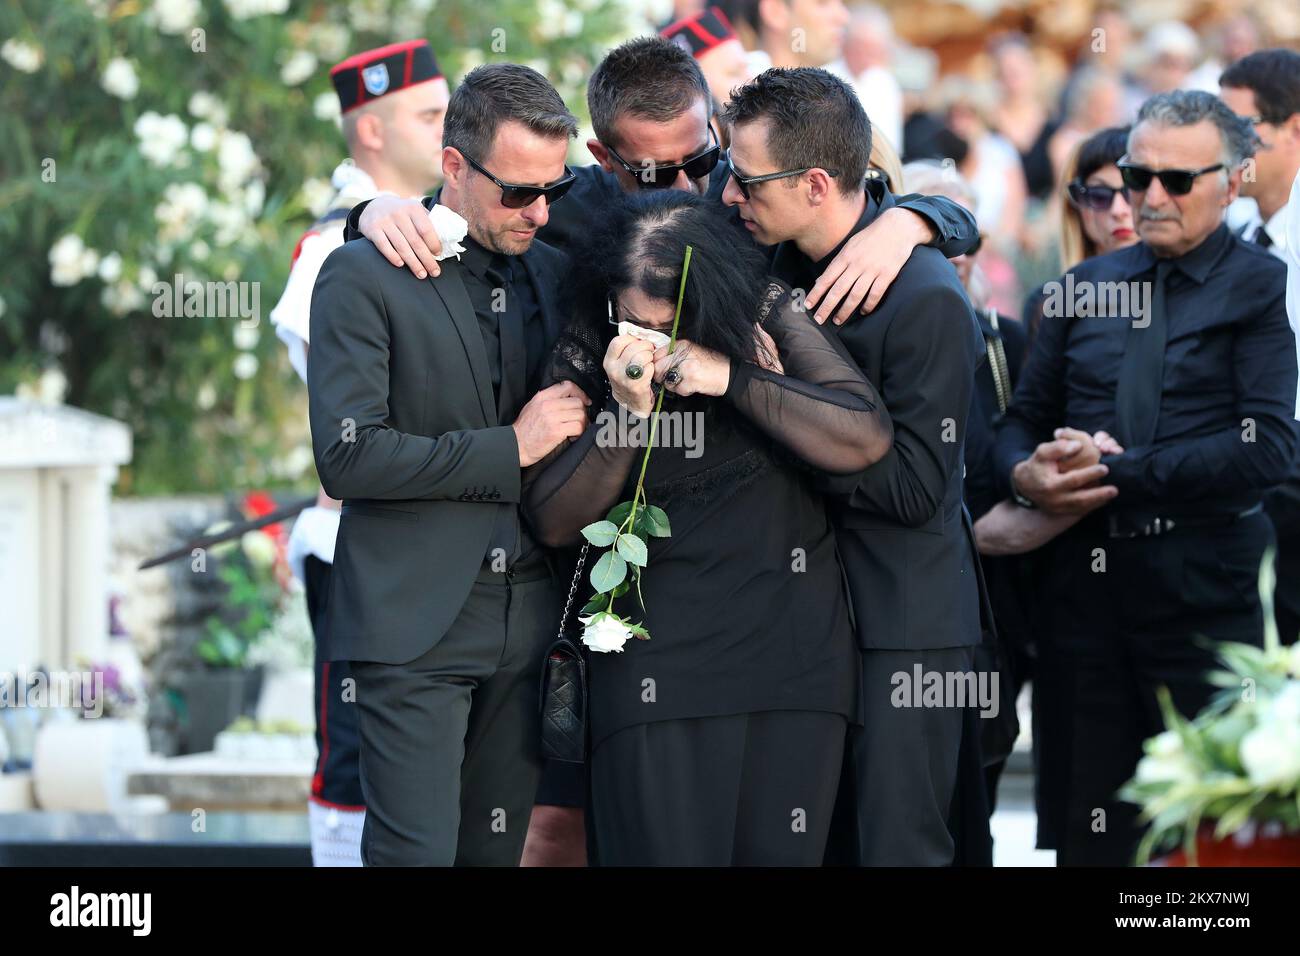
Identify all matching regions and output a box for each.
[557,541,591,639]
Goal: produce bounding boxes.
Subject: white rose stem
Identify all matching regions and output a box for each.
[607,245,693,616]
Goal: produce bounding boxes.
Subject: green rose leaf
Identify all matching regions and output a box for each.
[607,501,634,525]
[611,580,631,598]
[580,520,619,547]
[645,505,671,537]
[590,551,628,593]
[580,595,607,617]
[616,533,648,567]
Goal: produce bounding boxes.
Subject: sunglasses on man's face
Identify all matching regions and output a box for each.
[725,151,841,200]
[1067,180,1130,211]
[605,125,722,190]
[461,151,576,209]
[1116,161,1225,196]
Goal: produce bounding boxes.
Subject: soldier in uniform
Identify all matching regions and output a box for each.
[268,39,449,866]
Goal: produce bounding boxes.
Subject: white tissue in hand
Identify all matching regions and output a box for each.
[618,321,671,349]
[427,204,468,261]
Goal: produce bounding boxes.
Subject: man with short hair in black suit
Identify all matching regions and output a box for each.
[308,63,590,866]
[721,67,986,866]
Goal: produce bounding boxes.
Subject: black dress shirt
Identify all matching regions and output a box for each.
[456,232,547,567]
[996,223,1297,514]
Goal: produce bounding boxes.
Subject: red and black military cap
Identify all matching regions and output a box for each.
[660,6,738,59]
[330,39,443,114]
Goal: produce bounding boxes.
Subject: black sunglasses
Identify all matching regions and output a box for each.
[1116,161,1225,196]
[725,151,840,199]
[604,125,721,189]
[461,151,576,209]
[1067,180,1130,211]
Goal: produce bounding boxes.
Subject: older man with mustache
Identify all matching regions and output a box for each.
[995,90,1298,866]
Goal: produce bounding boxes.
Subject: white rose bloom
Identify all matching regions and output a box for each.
[580,613,632,654]
[208,201,249,247]
[101,57,139,100]
[190,122,217,152]
[223,0,289,20]
[1240,715,1300,789]
[243,178,266,216]
[134,112,189,167]
[97,252,122,283]
[152,0,200,34]
[101,280,146,315]
[280,50,317,86]
[49,234,95,286]
[2,39,44,73]
[233,324,260,350]
[187,91,228,126]
[155,182,209,242]
[299,177,333,217]
[233,352,259,379]
[217,130,260,192]
[428,204,469,260]
[313,91,341,123]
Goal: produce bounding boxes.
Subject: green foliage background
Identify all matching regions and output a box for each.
[0,0,645,494]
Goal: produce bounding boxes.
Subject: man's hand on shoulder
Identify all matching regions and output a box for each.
[805,206,934,326]
[359,194,444,279]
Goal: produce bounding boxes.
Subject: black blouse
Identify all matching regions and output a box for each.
[522,280,892,746]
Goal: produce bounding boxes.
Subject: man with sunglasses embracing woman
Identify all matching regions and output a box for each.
[308,63,590,866]
[995,89,1299,866]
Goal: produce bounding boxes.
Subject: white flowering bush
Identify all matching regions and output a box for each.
[0,0,645,493]
[1122,553,1300,863]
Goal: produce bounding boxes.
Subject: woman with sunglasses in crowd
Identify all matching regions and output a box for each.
[1022,126,1139,342]
[521,190,892,866]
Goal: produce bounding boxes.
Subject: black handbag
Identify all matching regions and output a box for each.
[539,542,590,763]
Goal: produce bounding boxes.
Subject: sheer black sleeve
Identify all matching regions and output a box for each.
[721,281,892,475]
[521,322,639,549]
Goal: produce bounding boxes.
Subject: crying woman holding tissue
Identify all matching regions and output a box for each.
[521,190,892,865]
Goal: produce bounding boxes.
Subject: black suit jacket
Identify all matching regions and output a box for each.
[308,235,570,665]
[772,187,985,651]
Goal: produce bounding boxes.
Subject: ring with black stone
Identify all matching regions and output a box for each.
[625,363,644,380]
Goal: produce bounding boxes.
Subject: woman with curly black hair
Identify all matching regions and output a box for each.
[522,189,892,865]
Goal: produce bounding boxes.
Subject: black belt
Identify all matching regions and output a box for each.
[1102,503,1262,539]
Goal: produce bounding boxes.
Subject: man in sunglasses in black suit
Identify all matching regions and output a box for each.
[309,63,591,866]
[348,36,980,324]
[995,90,1298,866]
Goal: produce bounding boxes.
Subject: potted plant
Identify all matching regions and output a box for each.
[1122,552,1300,866]
[181,492,291,753]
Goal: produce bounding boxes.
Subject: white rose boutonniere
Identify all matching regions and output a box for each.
[427,203,468,261]
[578,613,634,654]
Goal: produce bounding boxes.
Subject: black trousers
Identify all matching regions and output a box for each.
[834,646,975,866]
[304,556,364,808]
[350,566,558,866]
[589,710,846,866]
[1044,512,1270,866]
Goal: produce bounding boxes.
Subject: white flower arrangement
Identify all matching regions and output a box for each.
[1123,552,1300,863]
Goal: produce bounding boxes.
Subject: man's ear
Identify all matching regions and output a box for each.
[442,146,465,189]
[587,138,614,172]
[1224,164,1243,206]
[806,168,837,205]
[355,112,385,152]
[757,0,788,33]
